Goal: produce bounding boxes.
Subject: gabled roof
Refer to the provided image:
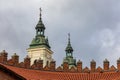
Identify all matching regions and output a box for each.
[0,63,26,80]
[1,63,120,80]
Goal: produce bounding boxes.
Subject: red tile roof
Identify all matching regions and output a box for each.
[1,63,120,80]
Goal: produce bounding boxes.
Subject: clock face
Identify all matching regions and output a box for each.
[35,38,40,43]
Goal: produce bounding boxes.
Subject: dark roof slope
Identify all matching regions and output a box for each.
[0,63,26,80]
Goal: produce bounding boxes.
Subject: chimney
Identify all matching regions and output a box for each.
[63,61,69,71]
[77,60,82,72]
[0,50,8,63]
[12,53,19,66]
[117,58,120,70]
[90,59,96,72]
[103,59,109,71]
[50,60,56,71]
[24,55,30,68]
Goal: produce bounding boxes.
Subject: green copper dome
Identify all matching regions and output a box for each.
[30,36,50,48]
[35,8,45,30]
[35,20,45,29]
[35,17,45,30]
[65,41,73,52]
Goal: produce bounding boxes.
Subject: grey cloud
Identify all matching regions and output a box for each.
[0,0,120,67]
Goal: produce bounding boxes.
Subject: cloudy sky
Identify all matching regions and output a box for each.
[0,0,120,68]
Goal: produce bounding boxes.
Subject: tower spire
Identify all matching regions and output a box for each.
[63,33,76,67]
[68,33,71,45]
[65,33,73,54]
[39,8,42,21]
[35,8,46,36]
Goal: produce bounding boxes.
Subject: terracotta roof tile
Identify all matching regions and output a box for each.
[56,66,63,71]
[1,63,120,80]
[110,65,116,71]
[96,66,103,72]
[83,67,90,73]
[69,66,76,72]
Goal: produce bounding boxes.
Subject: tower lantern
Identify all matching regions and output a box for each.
[35,8,45,37]
[65,33,73,58]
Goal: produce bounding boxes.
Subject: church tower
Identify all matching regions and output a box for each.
[27,8,53,67]
[63,33,76,68]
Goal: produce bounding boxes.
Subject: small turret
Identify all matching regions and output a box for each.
[62,33,76,68]
[77,60,82,72]
[12,53,19,66]
[103,59,109,71]
[0,50,8,63]
[24,55,30,69]
[90,59,96,72]
[50,60,56,71]
[117,58,120,70]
